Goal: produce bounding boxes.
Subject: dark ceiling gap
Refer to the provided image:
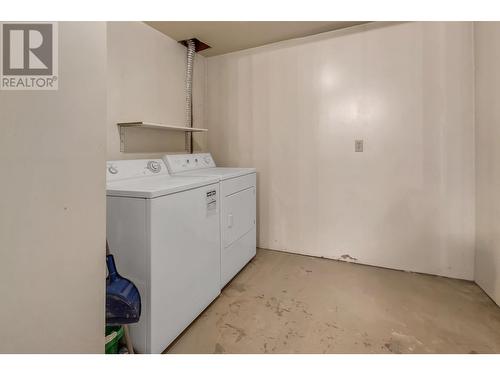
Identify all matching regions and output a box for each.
[178,38,211,52]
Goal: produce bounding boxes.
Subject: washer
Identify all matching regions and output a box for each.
[106,159,220,354]
[163,153,256,287]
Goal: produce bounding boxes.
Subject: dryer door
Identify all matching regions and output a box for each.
[220,182,257,286]
[222,186,256,249]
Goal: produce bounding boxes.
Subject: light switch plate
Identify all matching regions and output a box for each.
[355,140,363,152]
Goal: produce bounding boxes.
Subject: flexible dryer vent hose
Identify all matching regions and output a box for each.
[185,39,196,153]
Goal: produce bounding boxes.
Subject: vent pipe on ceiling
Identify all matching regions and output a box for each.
[179,38,211,153]
[184,39,196,153]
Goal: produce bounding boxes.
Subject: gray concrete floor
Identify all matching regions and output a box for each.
[166,248,500,354]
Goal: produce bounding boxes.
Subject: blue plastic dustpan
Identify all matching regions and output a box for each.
[106,247,141,325]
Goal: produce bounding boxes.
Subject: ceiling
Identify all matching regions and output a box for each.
[145,21,369,57]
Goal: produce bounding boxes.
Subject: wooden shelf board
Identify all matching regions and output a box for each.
[117,122,208,132]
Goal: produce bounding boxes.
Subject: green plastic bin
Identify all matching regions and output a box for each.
[105,326,124,354]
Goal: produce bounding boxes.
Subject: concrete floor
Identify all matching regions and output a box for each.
[166,249,500,354]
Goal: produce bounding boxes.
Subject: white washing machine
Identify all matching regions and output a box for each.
[106,159,221,354]
[163,153,256,287]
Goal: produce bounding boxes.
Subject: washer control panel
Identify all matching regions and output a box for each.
[147,160,162,173]
[106,159,168,182]
[163,153,216,174]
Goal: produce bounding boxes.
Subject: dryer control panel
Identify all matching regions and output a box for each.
[163,153,216,174]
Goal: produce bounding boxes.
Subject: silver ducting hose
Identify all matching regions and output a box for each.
[185,39,196,153]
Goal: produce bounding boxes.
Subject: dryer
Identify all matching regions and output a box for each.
[106,159,220,353]
[163,153,256,287]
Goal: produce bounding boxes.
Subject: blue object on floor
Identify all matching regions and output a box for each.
[106,254,141,325]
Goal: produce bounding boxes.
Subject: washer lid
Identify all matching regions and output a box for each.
[107,175,219,198]
[106,159,218,198]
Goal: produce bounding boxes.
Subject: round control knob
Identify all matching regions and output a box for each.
[108,165,118,174]
[147,161,161,173]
